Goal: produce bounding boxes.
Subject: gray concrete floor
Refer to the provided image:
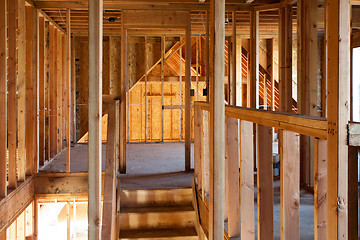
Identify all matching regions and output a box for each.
[40,142,316,238]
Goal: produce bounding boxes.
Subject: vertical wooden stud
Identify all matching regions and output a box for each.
[120,11,127,173]
[88,0,103,239]
[185,12,191,171]
[38,16,45,167]
[250,10,259,109]
[66,9,71,173]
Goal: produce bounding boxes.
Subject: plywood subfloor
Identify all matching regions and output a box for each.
[39,142,194,190]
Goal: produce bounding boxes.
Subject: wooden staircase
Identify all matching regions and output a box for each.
[119,188,198,240]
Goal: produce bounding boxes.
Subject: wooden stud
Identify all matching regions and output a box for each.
[205,10,209,103]
[7,0,18,188]
[25,6,34,176]
[8,221,16,240]
[34,200,38,240]
[49,25,58,158]
[66,9,71,173]
[33,6,39,173]
[17,0,26,182]
[101,101,118,240]
[194,107,203,187]
[120,10,127,173]
[88,0,103,239]
[39,16,46,167]
[249,10,259,109]
[185,12,191,171]
[326,0,351,238]
[280,131,300,240]
[314,138,326,240]
[236,36,242,106]
[226,117,240,237]
[256,124,273,240]
[0,0,7,197]
[239,120,254,240]
[196,36,199,101]
[67,201,71,240]
[57,31,62,153]
[230,11,237,106]
[209,0,225,238]
[17,212,25,240]
[278,5,292,113]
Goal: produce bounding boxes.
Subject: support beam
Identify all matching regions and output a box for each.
[8,0,18,188]
[66,9,71,173]
[0,0,7,197]
[256,124,273,240]
[280,131,300,240]
[209,0,225,238]
[88,0,103,239]
[17,0,26,182]
[326,0,351,239]
[120,11,127,174]
[185,12,191,171]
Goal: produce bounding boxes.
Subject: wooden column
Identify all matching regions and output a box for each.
[226,117,240,237]
[185,13,191,171]
[256,124,273,240]
[279,5,293,113]
[326,0,351,238]
[88,0,103,239]
[101,101,118,240]
[25,6,34,175]
[8,0,18,188]
[33,7,39,173]
[120,11,127,173]
[49,25,57,159]
[314,138,326,240]
[17,0,26,181]
[240,120,254,240]
[56,32,62,153]
[0,0,7,197]
[230,11,237,106]
[209,0,225,238]
[66,9,71,173]
[38,16,45,167]
[205,11,209,103]
[250,10,259,109]
[194,107,203,187]
[236,36,242,106]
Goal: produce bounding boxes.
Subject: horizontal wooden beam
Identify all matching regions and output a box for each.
[194,101,328,139]
[0,177,34,232]
[348,122,360,146]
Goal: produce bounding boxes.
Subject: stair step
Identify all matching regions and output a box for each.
[119,228,198,240]
[119,206,195,230]
[120,188,192,208]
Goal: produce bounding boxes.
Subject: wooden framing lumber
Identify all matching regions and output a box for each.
[0,0,7,197]
[17,0,26,182]
[249,9,259,108]
[326,0,351,238]
[25,6,34,176]
[240,120,254,240]
[256,124,273,240]
[33,6,39,173]
[66,9,71,173]
[120,11,127,173]
[226,117,240,237]
[280,131,300,240]
[8,0,18,189]
[208,0,225,238]
[314,138,326,240]
[0,177,34,233]
[230,11,237,106]
[101,101,118,240]
[185,12,191,171]
[88,0,103,239]
[194,107,203,187]
[39,16,46,167]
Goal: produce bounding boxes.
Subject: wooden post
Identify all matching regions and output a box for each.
[326,0,351,239]
[67,201,71,240]
[25,6,34,176]
[209,0,225,238]
[33,7,39,173]
[161,36,165,141]
[88,0,103,239]
[49,25,58,159]
[17,0,26,182]
[120,11,127,173]
[194,107,203,187]
[0,0,7,197]
[38,16,45,167]
[236,36,242,106]
[314,138,326,240]
[280,131,300,240]
[101,101,118,240]
[250,10,259,109]
[226,117,240,237]
[240,120,254,240]
[34,200,38,240]
[185,12,191,171]
[230,11,237,106]
[57,32,62,153]
[279,5,293,113]
[205,11,209,103]
[256,124,273,240]
[8,0,18,188]
[66,9,71,173]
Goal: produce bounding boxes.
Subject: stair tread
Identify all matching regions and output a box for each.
[119,227,197,238]
[121,205,194,214]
